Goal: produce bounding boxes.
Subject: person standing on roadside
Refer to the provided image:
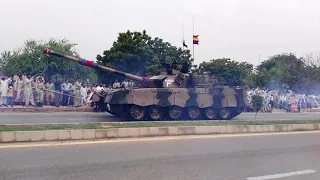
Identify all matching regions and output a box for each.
[54,77,62,107]
[24,75,35,107]
[14,75,24,105]
[73,78,82,107]
[61,79,72,106]
[31,76,37,104]
[80,84,87,106]
[36,76,45,107]
[0,76,9,106]
[7,86,13,107]
[46,80,55,105]
[61,79,66,106]
[13,74,18,90]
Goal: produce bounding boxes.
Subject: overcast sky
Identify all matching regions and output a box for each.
[1,0,320,66]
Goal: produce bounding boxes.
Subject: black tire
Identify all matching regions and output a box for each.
[148,106,164,121]
[203,107,218,120]
[167,106,183,120]
[129,105,145,121]
[219,108,233,120]
[187,106,201,120]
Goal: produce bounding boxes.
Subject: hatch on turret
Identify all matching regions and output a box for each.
[147,75,167,88]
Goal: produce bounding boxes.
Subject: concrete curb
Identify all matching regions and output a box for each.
[1,123,319,143]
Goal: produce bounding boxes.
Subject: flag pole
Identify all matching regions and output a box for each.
[192,16,195,67]
[182,20,185,51]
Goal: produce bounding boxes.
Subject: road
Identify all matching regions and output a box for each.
[0,112,319,124]
[1,132,320,180]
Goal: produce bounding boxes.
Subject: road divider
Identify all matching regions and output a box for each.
[1,123,320,143]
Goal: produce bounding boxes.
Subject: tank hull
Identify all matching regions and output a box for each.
[103,86,249,120]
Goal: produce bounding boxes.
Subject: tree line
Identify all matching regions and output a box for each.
[1,30,320,94]
[0,39,98,83]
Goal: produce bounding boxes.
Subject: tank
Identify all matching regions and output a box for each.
[44,48,249,120]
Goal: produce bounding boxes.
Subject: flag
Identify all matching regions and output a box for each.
[193,35,199,45]
[183,40,188,48]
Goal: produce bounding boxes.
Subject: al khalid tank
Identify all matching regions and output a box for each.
[44,48,249,120]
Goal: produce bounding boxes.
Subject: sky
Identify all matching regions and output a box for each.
[1,0,320,66]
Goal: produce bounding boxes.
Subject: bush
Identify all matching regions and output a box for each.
[252,95,264,120]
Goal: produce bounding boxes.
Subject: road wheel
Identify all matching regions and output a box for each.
[129,105,145,121]
[187,106,201,120]
[148,106,163,121]
[219,108,232,120]
[168,106,183,120]
[204,107,218,120]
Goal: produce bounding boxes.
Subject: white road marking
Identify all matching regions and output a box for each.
[247,170,316,180]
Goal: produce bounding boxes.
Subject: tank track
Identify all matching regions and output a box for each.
[107,104,243,121]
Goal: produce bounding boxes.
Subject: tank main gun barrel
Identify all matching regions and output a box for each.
[44,48,145,83]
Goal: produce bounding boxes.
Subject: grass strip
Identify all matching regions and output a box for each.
[109,120,320,128]
[1,120,320,132]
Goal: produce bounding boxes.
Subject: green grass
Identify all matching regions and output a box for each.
[109,120,320,128]
[1,120,320,132]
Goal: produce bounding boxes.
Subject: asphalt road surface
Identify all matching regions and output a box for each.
[0,112,319,125]
[1,132,320,180]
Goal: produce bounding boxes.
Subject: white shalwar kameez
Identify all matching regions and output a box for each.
[0,79,9,105]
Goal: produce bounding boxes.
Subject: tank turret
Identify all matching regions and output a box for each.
[44,48,190,88]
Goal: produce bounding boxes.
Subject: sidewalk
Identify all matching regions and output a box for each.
[302,108,320,112]
[0,106,94,112]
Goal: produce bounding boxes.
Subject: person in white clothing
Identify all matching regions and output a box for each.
[0,76,9,106]
[24,75,35,107]
[61,79,72,106]
[128,80,135,88]
[269,94,274,108]
[121,79,129,88]
[80,84,87,106]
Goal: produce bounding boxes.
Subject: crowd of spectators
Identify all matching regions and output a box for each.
[0,73,136,108]
[247,88,320,112]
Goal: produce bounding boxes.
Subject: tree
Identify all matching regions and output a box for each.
[96,30,193,85]
[0,38,98,83]
[252,95,264,121]
[302,53,320,94]
[253,53,320,93]
[257,53,305,90]
[197,58,253,85]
